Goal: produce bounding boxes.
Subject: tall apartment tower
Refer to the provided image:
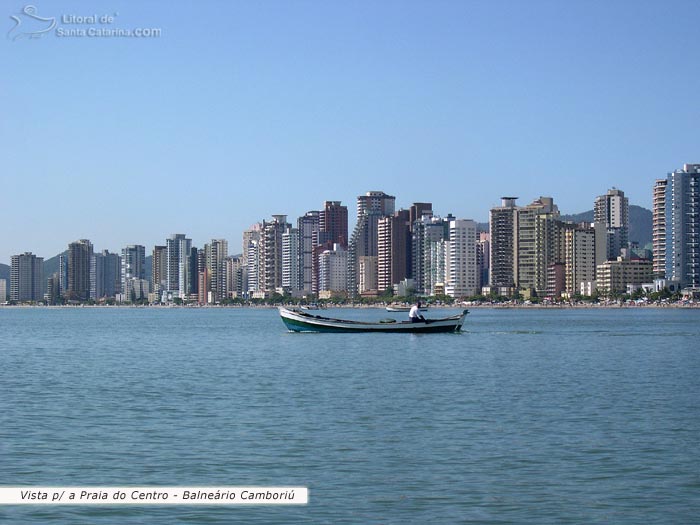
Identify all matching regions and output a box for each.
[311,201,349,294]
[205,239,228,302]
[562,223,596,297]
[319,201,348,248]
[10,252,43,302]
[652,179,668,278]
[297,211,320,294]
[348,191,396,296]
[476,232,490,292]
[409,203,433,233]
[515,197,561,295]
[242,224,263,295]
[90,250,120,299]
[663,164,700,288]
[260,215,291,294]
[594,188,629,261]
[67,239,93,301]
[445,219,478,298]
[166,234,192,298]
[121,245,146,294]
[377,209,411,293]
[489,197,519,288]
[281,227,301,292]
[225,256,244,298]
[413,214,449,295]
[152,245,168,293]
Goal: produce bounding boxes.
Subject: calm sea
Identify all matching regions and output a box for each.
[1,307,699,524]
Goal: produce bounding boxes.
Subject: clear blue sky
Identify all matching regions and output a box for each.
[2,0,699,263]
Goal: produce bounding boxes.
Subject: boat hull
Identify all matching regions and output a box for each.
[279,307,468,333]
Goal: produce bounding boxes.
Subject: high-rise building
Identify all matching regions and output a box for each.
[358,256,378,294]
[282,227,300,292]
[409,203,432,233]
[246,239,261,295]
[191,247,202,296]
[121,245,146,294]
[67,239,93,301]
[348,191,396,296]
[46,274,60,305]
[515,197,561,295]
[0,279,7,301]
[59,253,68,296]
[152,245,168,293]
[10,252,43,302]
[662,164,700,288]
[412,214,448,295]
[318,244,348,294]
[319,201,348,248]
[445,219,478,298]
[91,250,120,299]
[562,223,596,297]
[225,256,244,298]
[242,224,262,295]
[489,197,519,288]
[205,239,228,302]
[166,234,192,299]
[312,201,349,294]
[652,179,668,278]
[377,210,410,293]
[297,211,320,294]
[476,232,490,292]
[594,188,629,261]
[260,215,291,294]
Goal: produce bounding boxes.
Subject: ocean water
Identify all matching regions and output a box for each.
[1,307,699,524]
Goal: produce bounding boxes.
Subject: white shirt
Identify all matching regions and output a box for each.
[409,305,421,319]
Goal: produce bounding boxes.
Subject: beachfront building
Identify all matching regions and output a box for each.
[652,179,668,278]
[152,245,167,294]
[297,211,320,295]
[489,197,518,289]
[121,245,146,295]
[166,234,192,299]
[242,224,262,297]
[10,252,43,302]
[347,191,395,296]
[445,219,478,298]
[281,227,300,293]
[596,258,653,296]
[562,223,596,297]
[204,239,228,303]
[260,215,291,295]
[90,250,120,300]
[66,239,93,302]
[661,164,700,290]
[594,188,629,261]
[377,210,411,294]
[514,197,561,296]
[318,244,348,295]
[476,232,490,292]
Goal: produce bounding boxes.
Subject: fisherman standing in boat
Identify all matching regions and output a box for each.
[409,301,426,323]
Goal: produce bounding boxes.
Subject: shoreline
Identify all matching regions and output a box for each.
[1,303,698,310]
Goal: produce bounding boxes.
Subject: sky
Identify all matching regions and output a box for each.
[2,0,699,263]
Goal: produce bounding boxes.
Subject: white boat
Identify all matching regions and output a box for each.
[385,305,428,312]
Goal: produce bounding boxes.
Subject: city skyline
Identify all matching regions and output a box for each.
[0,181,654,265]
[3,1,700,263]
